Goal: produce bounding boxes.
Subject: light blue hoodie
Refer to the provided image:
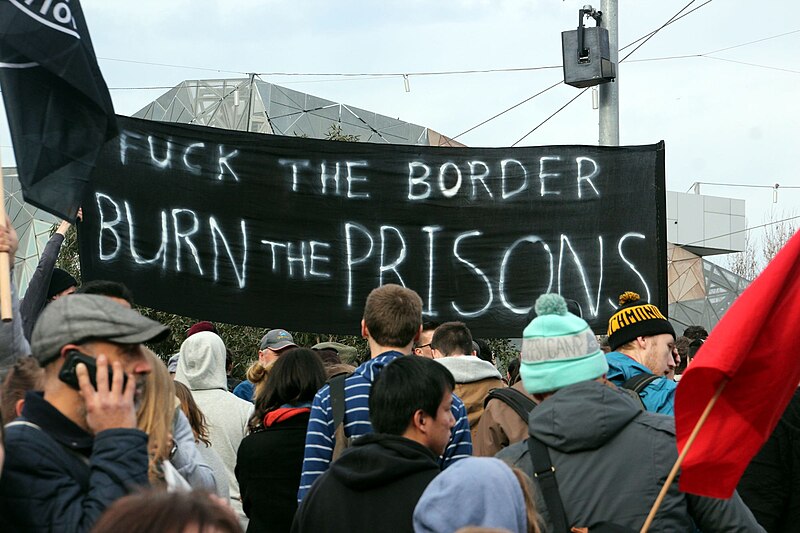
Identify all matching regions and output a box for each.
[413,457,528,533]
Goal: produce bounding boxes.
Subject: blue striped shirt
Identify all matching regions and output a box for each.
[297,351,473,502]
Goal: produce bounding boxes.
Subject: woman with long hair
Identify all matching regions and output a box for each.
[235,348,326,533]
[175,380,230,501]
[137,349,217,493]
[136,349,175,487]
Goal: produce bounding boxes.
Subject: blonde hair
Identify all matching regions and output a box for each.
[246,359,274,386]
[512,467,542,533]
[136,349,176,487]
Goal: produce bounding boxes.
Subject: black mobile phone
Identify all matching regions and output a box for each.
[58,350,128,391]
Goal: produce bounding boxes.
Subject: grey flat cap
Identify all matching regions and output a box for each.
[311,341,359,364]
[31,294,170,365]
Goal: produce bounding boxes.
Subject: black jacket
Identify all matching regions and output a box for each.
[291,433,440,533]
[738,388,800,532]
[20,232,64,341]
[0,392,149,532]
[236,411,310,533]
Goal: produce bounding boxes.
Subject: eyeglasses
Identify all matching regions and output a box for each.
[417,343,431,349]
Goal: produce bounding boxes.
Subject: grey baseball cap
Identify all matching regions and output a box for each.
[259,329,296,351]
[31,294,170,365]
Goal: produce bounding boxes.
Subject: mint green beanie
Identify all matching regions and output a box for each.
[520,293,608,394]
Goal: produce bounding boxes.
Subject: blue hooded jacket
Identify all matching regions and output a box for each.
[605,351,676,415]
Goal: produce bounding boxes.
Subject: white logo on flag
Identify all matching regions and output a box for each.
[10,0,80,40]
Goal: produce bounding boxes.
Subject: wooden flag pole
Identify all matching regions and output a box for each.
[640,378,729,533]
[0,152,14,321]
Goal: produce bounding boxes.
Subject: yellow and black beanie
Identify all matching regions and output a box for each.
[607,291,675,351]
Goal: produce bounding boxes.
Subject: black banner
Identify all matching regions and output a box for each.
[0,0,117,222]
[79,116,667,337]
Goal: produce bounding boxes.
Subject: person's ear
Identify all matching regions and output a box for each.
[412,408,430,433]
[361,319,369,340]
[59,344,81,360]
[14,398,24,417]
[413,324,422,344]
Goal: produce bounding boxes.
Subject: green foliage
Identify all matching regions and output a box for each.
[295,124,361,143]
[485,337,520,377]
[324,124,360,142]
[134,306,370,378]
[54,224,81,283]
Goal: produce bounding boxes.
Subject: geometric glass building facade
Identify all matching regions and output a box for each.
[3,167,59,296]
[133,77,465,147]
[667,243,750,333]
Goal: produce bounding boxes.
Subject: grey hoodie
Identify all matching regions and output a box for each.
[175,331,253,527]
[497,380,764,532]
[435,355,501,383]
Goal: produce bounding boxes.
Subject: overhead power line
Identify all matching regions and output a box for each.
[458,0,714,143]
[96,23,798,93]
[98,56,248,76]
[451,81,562,140]
[683,214,800,247]
[702,56,800,75]
[619,0,713,52]
[511,88,589,146]
[510,0,710,146]
[686,181,800,192]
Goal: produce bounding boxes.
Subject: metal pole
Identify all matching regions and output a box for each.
[599,0,619,145]
[246,73,255,132]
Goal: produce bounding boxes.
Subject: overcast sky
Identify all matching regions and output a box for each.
[2,0,798,262]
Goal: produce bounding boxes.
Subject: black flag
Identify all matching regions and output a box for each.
[0,0,116,221]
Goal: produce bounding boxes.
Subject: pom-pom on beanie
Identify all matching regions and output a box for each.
[606,291,675,351]
[520,293,607,394]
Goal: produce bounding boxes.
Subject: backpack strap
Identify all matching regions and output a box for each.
[329,372,351,461]
[528,436,571,533]
[621,372,659,394]
[618,373,660,411]
[484,387,537,424]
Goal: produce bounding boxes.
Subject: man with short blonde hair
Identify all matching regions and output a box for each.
[605,291,677,414]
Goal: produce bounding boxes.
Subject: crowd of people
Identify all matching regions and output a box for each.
[0,217,794,533]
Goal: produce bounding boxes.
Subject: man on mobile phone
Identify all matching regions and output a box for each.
[0,294,170,532]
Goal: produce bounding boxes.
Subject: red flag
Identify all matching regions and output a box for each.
[675,230,800,498]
